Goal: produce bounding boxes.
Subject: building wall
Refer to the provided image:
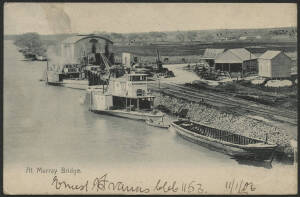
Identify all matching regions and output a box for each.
[74,38,108,62]
[258,53,292,78]
[110,80,127,97]
[122,53,132,68]
[61,43,75,63]
[61,38,112,64]
[92,93,113,110]
[258,59,272,77]
[126,81,147,98]
[270,53,292,78]
[243,59,258,73]
[109,79,148,98]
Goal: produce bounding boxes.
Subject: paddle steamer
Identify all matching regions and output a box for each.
[86,73,164,121]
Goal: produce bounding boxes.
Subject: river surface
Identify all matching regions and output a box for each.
[3,40,297,194]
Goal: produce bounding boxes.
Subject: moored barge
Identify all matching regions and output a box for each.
[171,119,277,162]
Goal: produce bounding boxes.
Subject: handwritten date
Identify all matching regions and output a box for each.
[225,178,256,194]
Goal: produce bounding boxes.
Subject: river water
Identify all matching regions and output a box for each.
[3,40,297,194]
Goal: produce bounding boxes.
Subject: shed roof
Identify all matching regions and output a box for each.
[127,73,148,76]
[202,48,225,59]
[215,48,256,64]
[230,48,256,61]
[259,50,282,60]
[62,34,113,44]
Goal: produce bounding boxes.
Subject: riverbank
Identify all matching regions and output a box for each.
[153,93,296,160]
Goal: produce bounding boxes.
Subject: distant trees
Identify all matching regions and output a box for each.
[187,31,197,41]
[148,32,167,42]
[126,32,168,43]
[203,34,215,42]
[100,33,112,40]
[175,32,185,42]
[110,33,125,42]
[14,32,46,56]
[128,33,139,43]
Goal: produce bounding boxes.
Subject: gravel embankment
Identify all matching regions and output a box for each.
[154,94,296,157]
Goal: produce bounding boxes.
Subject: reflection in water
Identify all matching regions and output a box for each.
[234,158,273,169]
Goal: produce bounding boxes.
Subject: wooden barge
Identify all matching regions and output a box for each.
[171,119,277,162]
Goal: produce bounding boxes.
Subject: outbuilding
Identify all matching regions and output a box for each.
[258,50,292,78]
[215,48,257,77]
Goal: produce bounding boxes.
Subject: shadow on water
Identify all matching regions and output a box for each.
[232,157,273,169]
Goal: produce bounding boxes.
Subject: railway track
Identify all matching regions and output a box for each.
[148,81,297,124]
[167,82,297,119]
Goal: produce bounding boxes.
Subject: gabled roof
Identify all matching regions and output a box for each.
[62,34,113,44]
[259,50,282,60]
[202,48,225,59]
[215,48,256,64]
[229,48,256,61]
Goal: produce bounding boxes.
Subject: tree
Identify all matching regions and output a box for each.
[14,33,41,48]
[187,31,197,41]
[139,33,151,42]
[128,33,139,43]
[176,32,185,42]
[159,32,168,41]
[147,32,168,42]
[203,34,214,42]
[110,33,125,42]
[14,32,46,56]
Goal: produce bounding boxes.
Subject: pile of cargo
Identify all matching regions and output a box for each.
[265,80,293,88]
[154,94,295,157]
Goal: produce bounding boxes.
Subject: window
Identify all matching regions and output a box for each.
[137,89,143,96]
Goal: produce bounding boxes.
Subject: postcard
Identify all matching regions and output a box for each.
[3,2,297,195]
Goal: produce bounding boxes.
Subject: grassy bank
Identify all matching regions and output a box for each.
[153,93,296,160]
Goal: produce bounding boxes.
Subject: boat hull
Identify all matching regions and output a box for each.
[46,81,63,86]
[46,79,89,90]
[171,122,276,161]
[62,79,89,90]
[145,120,169,128]
[91,109,164,121]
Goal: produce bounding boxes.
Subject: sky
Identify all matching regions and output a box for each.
[4,3,297,35]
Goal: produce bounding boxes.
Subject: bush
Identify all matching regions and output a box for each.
[14,32,46,56]
[155,105,171,113]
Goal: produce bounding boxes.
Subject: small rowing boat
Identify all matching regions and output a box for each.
[171,119,277,162]
[145,117,169,128]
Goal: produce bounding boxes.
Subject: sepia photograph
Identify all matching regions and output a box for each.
[3,2,298,194]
